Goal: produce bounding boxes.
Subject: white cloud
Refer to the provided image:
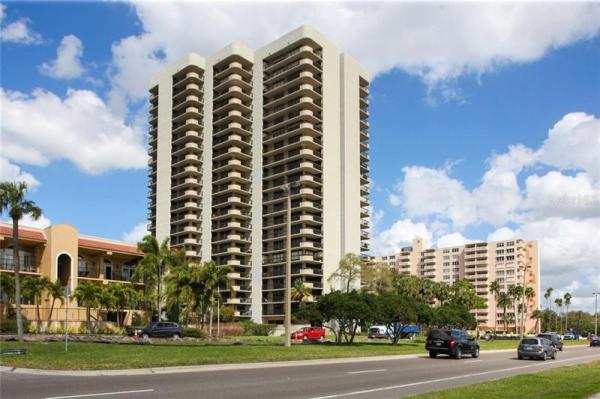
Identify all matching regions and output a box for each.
[537,112,600,180]
[0,157,39,189]
[370,218,432,255]
[1,213,52,229]
[109,2,600,103]
[0,17,42,45]
[39,35,85,79]
[0,88,147,174]
[436,232,472,248]
[122,222,148,243]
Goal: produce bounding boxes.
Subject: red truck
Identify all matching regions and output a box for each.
[291,326,326,342]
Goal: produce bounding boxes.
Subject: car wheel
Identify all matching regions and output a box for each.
[472,347,480,358]
[559,346,563,351]
[454,347,462,359]
[518,354,523,360]
[429,351,438,358]
[552,351,556,360]
[542,352,547,361]
[141,333,149,339]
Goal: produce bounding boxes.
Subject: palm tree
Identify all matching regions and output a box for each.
[22,276,50,330]
[554,298,563,333]
[97,285,116,328]
[563,292,572,333]
[544,287,553,310]
[201,261,230,338]
[108,283,137,328]
[291,278,312,303]
[74,281,101,333]
[489,280,501,336]
[531,309,543,333]
[0,273,15,319]
[496,292,513,333]
[509,285,524,334]
[522,287,535,335]
[0,181,43,341]
[328,253,363,293]
[45,279,65,332]
[135,235,170,320]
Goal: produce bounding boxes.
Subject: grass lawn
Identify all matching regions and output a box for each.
[0,336,587,370]
[404,360,600,399]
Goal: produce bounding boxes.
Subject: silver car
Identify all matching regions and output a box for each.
[518,337,557,361]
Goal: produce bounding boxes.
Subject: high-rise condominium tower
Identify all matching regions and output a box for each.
[147,26,370,323]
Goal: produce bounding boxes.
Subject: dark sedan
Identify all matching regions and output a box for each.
[590,336,600,347]
[140,322,184,339]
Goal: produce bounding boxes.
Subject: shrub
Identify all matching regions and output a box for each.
[78,325,90,334]
[242,321,276,336]
[0,319,31,333]
[184,327,207,339]
[27,323,40,334]
[47,325,64,334]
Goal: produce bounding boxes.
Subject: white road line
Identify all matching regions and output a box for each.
[44,389,154,399]
[310,354,600,399]
[464,360,483,363]
[347,369,387,374]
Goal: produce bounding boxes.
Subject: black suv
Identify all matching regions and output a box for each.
[537,332,563,351]
[140,322,184,339]
[426,329,480,359]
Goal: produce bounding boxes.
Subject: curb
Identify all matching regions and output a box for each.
[0,348,522,377]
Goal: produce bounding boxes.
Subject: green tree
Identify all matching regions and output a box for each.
[554,298,563,333]
[434,281,452,306]
[489,280,501,336]
[563,293,572,332]
[317,291,370,344]
[522,286,536,335]
[0,273,15,319]
[544,287,553,309]
[449,279,486,310]
[201,261,230,338]
[97,285,116,327]
[531,309,543,333]
[135,235,171,319]
[327,253,363,293]
[433,303,477,330]
[0,181,43,341]
[361,262,394,294]
[74,280,101,333]
[22,276,50,330]
[375,293,418,345]
[496,291,513,333]
[509,285,524,334]
[291,278,312,303]
[108,283,138,328]
[45,279,65,331]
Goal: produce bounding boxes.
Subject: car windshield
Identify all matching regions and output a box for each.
[521,339,539,345]
[538,334,552,339]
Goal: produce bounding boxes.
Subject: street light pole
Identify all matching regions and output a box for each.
[593,292,599,337]
[284,183,292,348]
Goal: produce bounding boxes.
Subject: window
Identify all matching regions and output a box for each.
[506,255,515,261]
[452,248,459,253]
[443,262,450,266]
[506,248,515,253]
[496,256,504,262]
[496,249,504,254]
[443,249,450,254]
[452,254,459,259]
[78,256,90,277]
[452,261,459,266]
[443,255,450,260]
[507,241,514,246]
[104,259,113,280]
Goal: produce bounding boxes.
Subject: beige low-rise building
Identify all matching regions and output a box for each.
[372,238,540,333]
[0,223,148,329]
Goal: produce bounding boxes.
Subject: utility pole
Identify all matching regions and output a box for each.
[284,183,292,348]
[593,292,599,337]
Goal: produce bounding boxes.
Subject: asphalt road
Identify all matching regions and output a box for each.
[1,345,599,399]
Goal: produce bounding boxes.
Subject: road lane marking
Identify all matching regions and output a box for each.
[45,389,154,399]
[310,354,600,399]
[464,360,483,363]
[347,369,387,374]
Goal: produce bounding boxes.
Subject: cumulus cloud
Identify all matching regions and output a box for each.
[370,218,432,255]
[0,88,147,174]
[39,34,85,79]
[0,13,42,44]
[0,157,39,189]
[109,2,600,103]
[122,222,149,243]
[2,213,52,229]
[436,232,473,248]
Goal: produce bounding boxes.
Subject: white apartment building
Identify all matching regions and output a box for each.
[372,238,540,333]
[147,26,370,323]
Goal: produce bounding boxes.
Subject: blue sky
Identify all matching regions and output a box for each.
[1,2,599,310]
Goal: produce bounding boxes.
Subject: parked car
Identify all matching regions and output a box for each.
[518,337,557,360]
[425,329,480,359]
[590,336,600,347]
[291,326,326,342]
[368,325,392,339]
[537,332,563,351]
[140,322,184,339]
[563,332,576,340]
